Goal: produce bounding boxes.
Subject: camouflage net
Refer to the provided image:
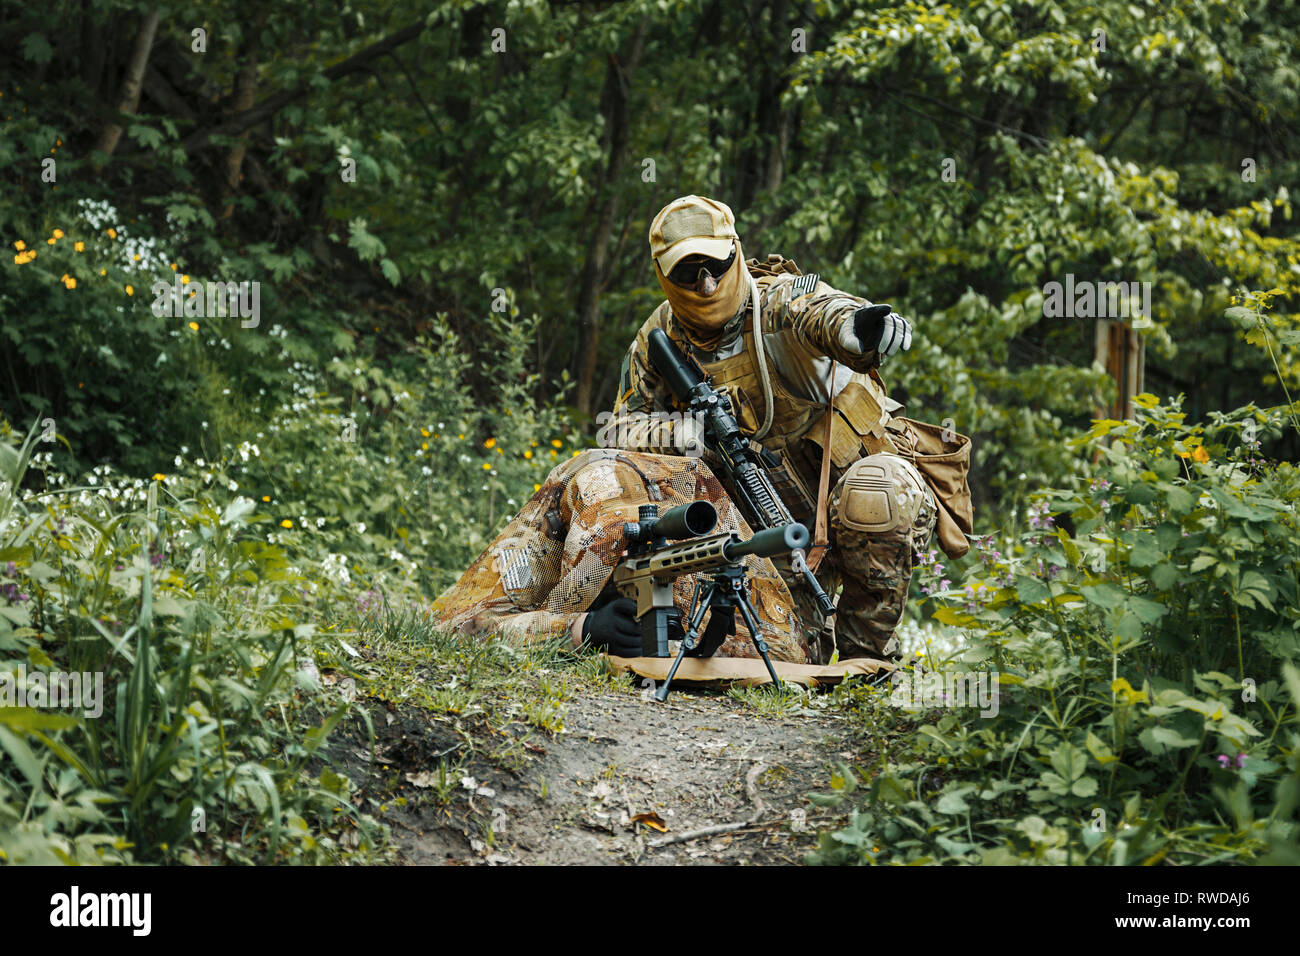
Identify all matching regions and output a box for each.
[429,449,811,663]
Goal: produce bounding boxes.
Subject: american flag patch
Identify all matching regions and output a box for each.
[789,273,819,299]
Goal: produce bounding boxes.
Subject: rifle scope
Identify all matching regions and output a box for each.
[624,501,717,545]
[648,328,706,400]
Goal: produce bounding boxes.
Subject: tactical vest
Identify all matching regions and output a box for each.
[662,255,974,560]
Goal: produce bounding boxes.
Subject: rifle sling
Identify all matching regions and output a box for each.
[806,360,836,572]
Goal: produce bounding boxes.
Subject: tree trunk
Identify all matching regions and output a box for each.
[221,50,260,219]
[573,18,649,417]
[96,7,162,158]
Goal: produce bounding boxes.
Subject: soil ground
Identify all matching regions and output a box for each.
[337,675,870,866]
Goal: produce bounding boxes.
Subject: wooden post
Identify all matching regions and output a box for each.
[1093,319,1145,462]
[1094,319,1144,421]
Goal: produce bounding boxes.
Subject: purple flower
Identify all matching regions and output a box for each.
[1216,754,1230,769]
[1236,753,1247,769]
[939,578,951,590]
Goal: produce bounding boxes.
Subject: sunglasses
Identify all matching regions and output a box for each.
[666,245,736,286]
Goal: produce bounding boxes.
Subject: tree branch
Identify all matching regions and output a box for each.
[178,20,428,155]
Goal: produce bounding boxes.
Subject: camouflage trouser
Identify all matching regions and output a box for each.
[786,451,938,664]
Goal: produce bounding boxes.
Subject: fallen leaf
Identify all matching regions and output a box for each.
[631,811,668,833]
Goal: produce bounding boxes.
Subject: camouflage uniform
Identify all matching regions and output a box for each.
[430,448,811,664]
[604,255,942,663]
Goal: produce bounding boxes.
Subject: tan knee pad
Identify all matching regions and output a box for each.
[831,453,934,536]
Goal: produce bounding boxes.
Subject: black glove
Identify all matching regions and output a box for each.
[581,597,642,657]
[851,304,913,358]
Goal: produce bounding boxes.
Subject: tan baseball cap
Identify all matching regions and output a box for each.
[648,195,739,275]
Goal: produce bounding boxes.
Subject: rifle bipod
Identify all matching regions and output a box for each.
[654,563,782,702]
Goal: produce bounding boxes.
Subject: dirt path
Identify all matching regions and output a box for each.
[347,683,863,866]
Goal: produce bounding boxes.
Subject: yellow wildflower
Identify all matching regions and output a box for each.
[170,262,178,271]
[524,450,533,459]
[1111,677,1148,704]
[533,483,541,492]
[280,519,293,528]
[125,285,134,296]
[484,437,497,449]
[46,237,56,245]
[52,229,63,239]
[188,322,199,331]
[99,269,106,276]
[421,443,428,450]
[1192,446,1209,463]
[106,228,116,239]
[74,241,84,252]
[481,463,491,471]
[181,274,190,284]
[152,473,166,481]
[13,240,24,251]
[261,496,271,502]
[420,427,430,437]
[63,276,76,289]
[550,439,562,448]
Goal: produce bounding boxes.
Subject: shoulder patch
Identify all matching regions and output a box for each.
[789,273,820,299]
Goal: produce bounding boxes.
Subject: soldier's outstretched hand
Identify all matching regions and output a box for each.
[843,303,913,360]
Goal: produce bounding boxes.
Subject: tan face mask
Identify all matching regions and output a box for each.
[655,241,748,351]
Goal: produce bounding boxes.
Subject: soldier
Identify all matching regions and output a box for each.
[430,447,811,665]
[600,195,973,663]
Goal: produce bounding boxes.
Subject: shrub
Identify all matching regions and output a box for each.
[809,395,1300,865]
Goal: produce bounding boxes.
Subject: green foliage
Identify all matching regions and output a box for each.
[0,284,571,862]
[0,418,396,863]
[807,395,1300,864]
